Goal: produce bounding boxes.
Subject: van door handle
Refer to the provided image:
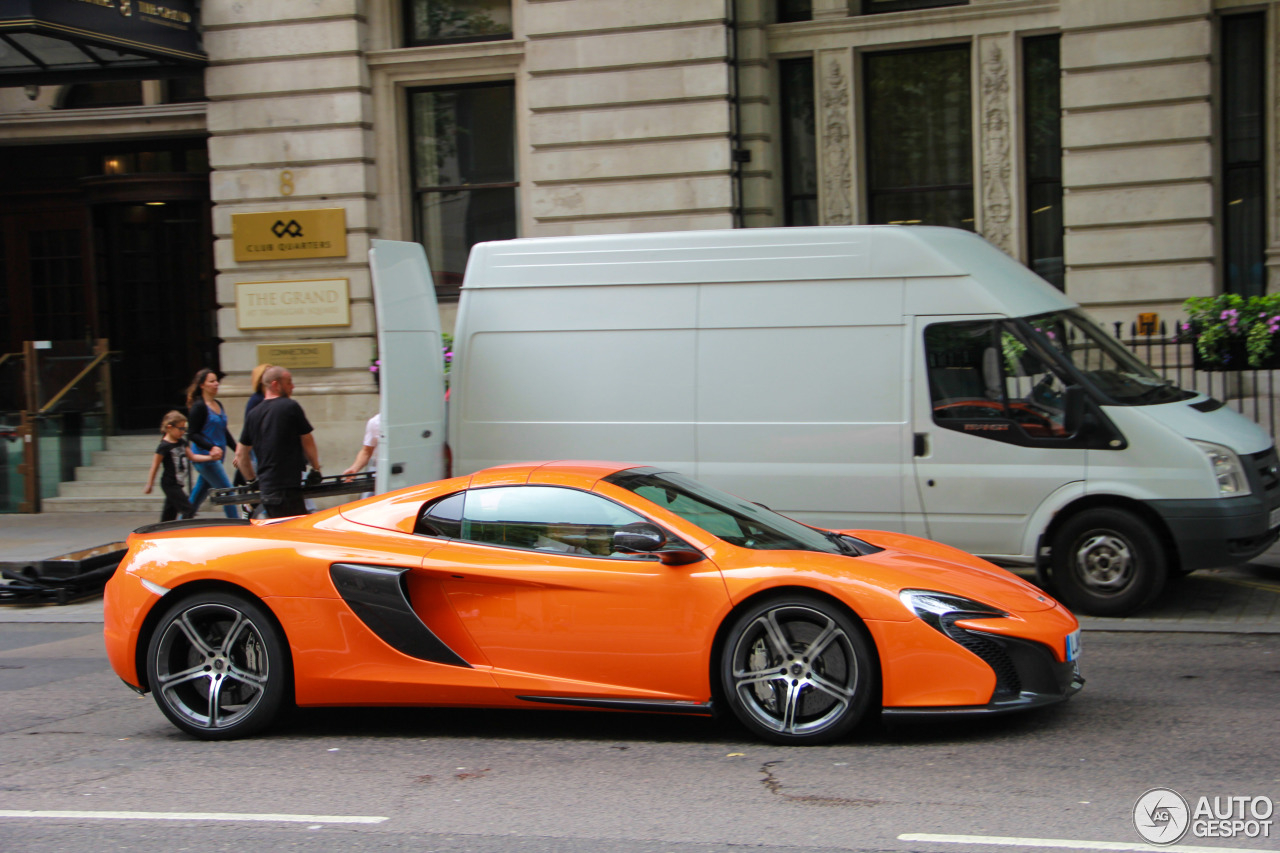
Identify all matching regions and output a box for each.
[913,433,929,457]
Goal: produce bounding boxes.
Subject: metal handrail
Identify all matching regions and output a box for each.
[38,350,114,414]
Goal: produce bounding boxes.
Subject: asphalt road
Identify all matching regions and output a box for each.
[0,625,1277,853]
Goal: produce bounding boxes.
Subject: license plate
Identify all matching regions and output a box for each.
[1065,629,1082,662]
[1270,507,1280,529]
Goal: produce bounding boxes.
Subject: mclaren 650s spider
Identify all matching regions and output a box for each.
[104,461,1083,744]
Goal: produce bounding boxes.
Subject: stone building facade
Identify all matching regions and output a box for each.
[1,0,1277,464]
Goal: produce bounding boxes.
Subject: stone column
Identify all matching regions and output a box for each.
[522,0,736,235]
[203,0,378,475]
[977,33,1017,257]
[813,0,849,21]
[816,48,854,226]
[1059,0,1214,326]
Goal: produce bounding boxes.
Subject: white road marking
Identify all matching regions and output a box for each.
[0,809,387,824]
[899,833,1267,852]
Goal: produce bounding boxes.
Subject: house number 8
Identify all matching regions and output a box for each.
[280,170,295,196]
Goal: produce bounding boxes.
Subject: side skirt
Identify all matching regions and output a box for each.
[517,695,714,715]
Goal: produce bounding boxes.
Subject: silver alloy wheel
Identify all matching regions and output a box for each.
[153,601,270,732]
[1073,531,1134,592]
[729,604,858,736]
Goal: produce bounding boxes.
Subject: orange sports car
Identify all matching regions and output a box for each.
[104,461,1083,744]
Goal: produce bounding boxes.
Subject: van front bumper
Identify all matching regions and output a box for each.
[1149,494,1280,571]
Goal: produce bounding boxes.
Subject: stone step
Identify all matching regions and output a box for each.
[59,480,169,499]
[42,495,166,513]
[41,496,242,515]
[106,434,164,452]
[74,466,151,483]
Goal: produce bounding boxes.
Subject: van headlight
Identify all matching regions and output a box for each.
[899,590,1008,633]
[1192,440,1251,496]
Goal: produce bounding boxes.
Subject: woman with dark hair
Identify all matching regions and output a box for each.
[185,367,239,519]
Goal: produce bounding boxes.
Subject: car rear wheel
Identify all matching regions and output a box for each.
[720,595,875,745]
[1050,508,1166,617]
[146,591,289,740]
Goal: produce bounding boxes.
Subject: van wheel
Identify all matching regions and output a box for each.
[1050,508,1166,617]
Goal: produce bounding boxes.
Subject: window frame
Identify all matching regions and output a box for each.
[406,79,519,302]
[415,485,686,560]
[863,42,975,230]
[1219,11,1268,298]
[402,0,513,47]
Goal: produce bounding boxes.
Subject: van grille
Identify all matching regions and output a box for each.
[1248,447,1280,494]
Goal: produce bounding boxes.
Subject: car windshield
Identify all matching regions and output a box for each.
[1016,310,1194,406]
[604,468,859,555]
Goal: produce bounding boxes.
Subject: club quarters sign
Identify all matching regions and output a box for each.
[231,209,347,261]
[236,279,350,330]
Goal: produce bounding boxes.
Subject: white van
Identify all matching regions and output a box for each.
[370,226,1280,617]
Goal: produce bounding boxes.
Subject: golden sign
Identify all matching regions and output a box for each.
[231,209,347,262]
[256,342,334,370]
[236,279,350,330]
[1137,312,1159,336]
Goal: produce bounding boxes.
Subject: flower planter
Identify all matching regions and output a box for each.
[1192,339,1280,371]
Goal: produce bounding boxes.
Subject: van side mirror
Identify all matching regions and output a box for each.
[1064,385,1085,435]
[612,522,704,565]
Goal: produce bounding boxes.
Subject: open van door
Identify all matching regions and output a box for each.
[369,240,447,492]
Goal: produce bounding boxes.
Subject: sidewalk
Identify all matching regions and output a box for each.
[2,509,1279,631]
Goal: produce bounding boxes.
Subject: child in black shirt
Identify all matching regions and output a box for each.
[144,411,217,522]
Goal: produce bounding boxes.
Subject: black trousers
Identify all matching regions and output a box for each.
[160,481,197,522]
[261,488,307,518]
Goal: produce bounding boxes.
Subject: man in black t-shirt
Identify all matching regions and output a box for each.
[235,367,321,518]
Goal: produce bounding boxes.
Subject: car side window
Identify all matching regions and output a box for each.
[415,492,465,538]
[456,486,650,557]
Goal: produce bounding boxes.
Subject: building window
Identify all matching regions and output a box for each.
[779,58,817,226]
[408,82,517,301]
[858,0,967,14]
[404,0,512,46]
[777,1,812,22]
[1221,12,1266,298]
[864,44,973,229]
[1024,34,1063,290]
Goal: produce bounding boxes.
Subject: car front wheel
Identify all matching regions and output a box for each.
[720,595,876,745]
[146,591,289,740]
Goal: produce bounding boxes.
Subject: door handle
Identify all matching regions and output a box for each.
[913,433,929,458]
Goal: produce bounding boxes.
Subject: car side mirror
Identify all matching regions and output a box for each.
[612,522,704,565]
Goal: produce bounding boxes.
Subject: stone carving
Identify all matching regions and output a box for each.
[821,54,852,226]
[980,41,1013,254]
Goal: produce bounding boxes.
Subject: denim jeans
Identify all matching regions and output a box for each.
[190,456,238,519]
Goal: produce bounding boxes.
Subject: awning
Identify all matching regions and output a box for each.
[0,0,204,87]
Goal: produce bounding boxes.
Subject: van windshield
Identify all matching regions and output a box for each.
[1017,310,1193,406]
[604,468,872,556]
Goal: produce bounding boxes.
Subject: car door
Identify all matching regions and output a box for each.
[417,484,731,703]
[912,316,1086,559]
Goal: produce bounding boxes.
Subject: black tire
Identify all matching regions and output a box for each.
[719,594,876,745]
[1050,508,1166,617]
[146,591,289,740]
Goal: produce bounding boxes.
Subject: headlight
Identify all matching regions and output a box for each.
[899,589,1008,634]
[1192,440,1251,496]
